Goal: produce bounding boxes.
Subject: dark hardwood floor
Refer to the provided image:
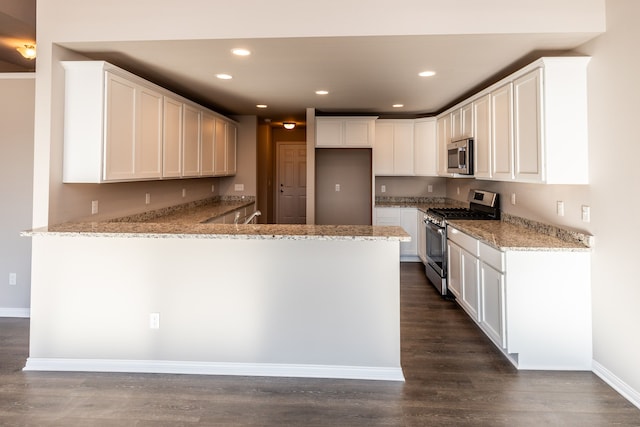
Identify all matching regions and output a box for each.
[1,262,639,426]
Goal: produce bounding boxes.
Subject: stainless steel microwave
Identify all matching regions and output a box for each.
[447,138,474,175]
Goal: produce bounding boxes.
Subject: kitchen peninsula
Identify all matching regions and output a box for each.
[23,200,409,381]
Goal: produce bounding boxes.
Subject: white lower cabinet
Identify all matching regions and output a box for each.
[417,213,426,263]
[447,225,592,370]
[374,207,419,261]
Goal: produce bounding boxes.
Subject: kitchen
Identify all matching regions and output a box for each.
[2,0,640,417]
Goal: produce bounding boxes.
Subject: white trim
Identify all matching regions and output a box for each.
[592,360,640,410]
[24,358,405,382]
[0,73,35,79]
[0,308,30,318]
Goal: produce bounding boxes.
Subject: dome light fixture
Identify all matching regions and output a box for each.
[17,44,36,60]
[283,122,296,130]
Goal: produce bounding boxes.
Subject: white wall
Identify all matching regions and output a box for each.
[0,75,34,316]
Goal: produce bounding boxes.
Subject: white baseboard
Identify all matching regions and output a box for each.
[592,360,640,410]
[24,358,405,382]
[0,308,30,318]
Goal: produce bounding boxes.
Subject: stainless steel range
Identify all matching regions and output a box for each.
[423,189,500,296]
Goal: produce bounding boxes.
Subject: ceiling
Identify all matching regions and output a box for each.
[0,2,599,126]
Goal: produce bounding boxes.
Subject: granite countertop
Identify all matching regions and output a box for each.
[26,222,411,242]
[448,219,591,252]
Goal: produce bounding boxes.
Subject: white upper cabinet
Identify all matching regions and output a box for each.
[316,117,377,147]
[200,112,216,176]
[451,102,474,140]
[62,61,237,183]
[473,94,492,179]
[491,83,514,181]
[436,114,452,177]
[414,118,437,176]
[437,57,590,184]
[162,96,183,178]
[374,120,414,175]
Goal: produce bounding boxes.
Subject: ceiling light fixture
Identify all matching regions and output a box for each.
[393,104,404,108]
[283,122,296,130]
[256,104,268,109]
[216,73,233,80]
[231,48,251,56]
[315,90,329,95]
[418,70,436,77]
[17,44,36,60]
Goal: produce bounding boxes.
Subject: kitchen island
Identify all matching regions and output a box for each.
[23,204,409,381]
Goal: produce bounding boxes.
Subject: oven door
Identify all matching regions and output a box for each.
[425,221,446,277]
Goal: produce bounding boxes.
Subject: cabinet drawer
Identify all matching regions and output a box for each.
[479,242,504,271]
[448,227,479,256]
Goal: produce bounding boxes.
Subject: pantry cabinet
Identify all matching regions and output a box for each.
[61,60,237,183]
[316,117,377,147]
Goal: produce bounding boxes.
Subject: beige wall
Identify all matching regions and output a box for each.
[375,176,447,199]
[0,75,34,315]
[218,115,258,199]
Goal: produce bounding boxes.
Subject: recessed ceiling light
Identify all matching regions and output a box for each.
[216,73,233,80]
[256,104,268,109]
[393,104,404,108]
[315,90,329,95]
[419,70,436,77]
[231,48,251,56]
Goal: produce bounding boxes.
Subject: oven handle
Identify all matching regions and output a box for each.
[425,220,445,235]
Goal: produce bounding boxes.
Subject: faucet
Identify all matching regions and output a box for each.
[242,210,261,224]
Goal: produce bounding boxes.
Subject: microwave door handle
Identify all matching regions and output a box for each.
[458,147,465,169]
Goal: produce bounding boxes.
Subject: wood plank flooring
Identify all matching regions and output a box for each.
[1,262,639,426]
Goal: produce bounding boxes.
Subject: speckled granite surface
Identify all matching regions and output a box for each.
[448,220,590,251]
[375,197,593,251]
[26,223,411,242]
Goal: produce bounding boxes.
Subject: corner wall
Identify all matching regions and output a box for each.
[0,74,34,316]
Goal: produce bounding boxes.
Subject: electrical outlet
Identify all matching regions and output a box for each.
[427,185,433,193]
[335,184,341,192]
[9,273,16,286]
[381,185,386,193]
[456,186,460,195]
[211,184,215,193]
[234,183,244,191]
[91,200,99,214]
[582,205,591,222]
[149,313,160,329]
[556,201,565,216]
[182,188,186,198]
[511,193,516,205]
[145,193,151,205]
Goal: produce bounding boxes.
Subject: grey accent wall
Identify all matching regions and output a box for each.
[315,149,372,225]
[0,75,34,315]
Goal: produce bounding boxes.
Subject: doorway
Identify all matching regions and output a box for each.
[276,142,306,224]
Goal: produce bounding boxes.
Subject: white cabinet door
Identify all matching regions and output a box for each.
[414,118,437,176]
[480,262,506,348]
[491,83,514,180]
[316,117,376,147]
[104,73,162,181]
[163,96,183,178]
[182,104,201,177]
[344,119,374,147]
[315,118,343,147]
[447,241,462,298]
[400,208,418,257]
[214,118,227,175]
[394,122,414,175]
[226,122,237,175]
[373,122,394,175]
[473,94,492,179]
[104,72,136,181]
[200,112,215,176]
[513,68,543,182]
[436,115,451,176]
[461,103,474,138]
[450,109,462,140]
[461,248,480,321]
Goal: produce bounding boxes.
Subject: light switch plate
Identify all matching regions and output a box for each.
[556,201,564,216]
[234,183,244,191]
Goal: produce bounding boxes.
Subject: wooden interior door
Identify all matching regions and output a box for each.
[276,143,306,224]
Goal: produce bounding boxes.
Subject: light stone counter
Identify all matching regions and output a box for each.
[448,219,591,251]
[26,222,410,242]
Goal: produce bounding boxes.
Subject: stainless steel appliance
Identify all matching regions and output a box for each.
[447,138,474,175]
[423,189,500,296]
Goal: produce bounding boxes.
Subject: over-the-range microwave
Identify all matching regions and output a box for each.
[447,138,474,175]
